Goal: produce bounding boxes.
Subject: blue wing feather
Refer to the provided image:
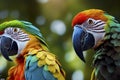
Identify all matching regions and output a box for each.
[25,55,57,80]
[43,69,57,80]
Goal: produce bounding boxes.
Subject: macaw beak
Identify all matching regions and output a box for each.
[0,36,18,61]
[72,25,95,62]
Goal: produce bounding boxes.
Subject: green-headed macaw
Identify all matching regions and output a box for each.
[0,20,65,80]
[72,9,120,80]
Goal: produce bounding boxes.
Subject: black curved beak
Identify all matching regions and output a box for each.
[72,25,95,62]
[0,36,18,61]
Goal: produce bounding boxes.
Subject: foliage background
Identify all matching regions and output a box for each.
[0,0,120,80]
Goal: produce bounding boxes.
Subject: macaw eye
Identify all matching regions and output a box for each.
[88,19,94,24]
[13,28,18,32]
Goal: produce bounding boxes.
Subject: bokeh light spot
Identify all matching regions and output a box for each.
[36,16,46,25]
[72,70,84,80]
[64,52,75,62]
[50,20,66,36]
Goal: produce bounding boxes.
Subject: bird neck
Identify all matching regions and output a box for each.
[15,35,48,63]
[23,35,48,54]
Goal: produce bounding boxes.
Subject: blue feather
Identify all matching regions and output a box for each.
[43,66,57,80]
[25,55,57,80]
[20,21,48,47]
[25,55,32,69]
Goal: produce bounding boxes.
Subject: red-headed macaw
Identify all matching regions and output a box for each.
[0,20,65,80]
[72,9,120,80]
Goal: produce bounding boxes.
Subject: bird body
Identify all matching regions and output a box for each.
[0,20,65,80]
[72,9,120,80]
[92,16,120,80]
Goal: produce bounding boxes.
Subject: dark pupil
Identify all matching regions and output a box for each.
[14,28,17,32]
[88,20,93,24]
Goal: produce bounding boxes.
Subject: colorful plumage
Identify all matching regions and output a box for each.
[0,20,65,80]
[72,9,120,80]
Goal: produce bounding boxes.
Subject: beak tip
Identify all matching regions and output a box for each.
[73,46,86,62]
[2,54,12,61]
[7,58,12,61]
[78,51,86,63]
[76,51,86,63]
[0,36,18,61]
[81,56,86,63]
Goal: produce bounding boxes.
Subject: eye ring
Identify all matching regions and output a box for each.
[88,19,94,24]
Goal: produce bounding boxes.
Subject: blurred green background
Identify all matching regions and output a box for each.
[0,0,119,80]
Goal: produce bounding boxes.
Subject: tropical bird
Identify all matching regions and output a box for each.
[72,9,120,80]
[0,20,65,80]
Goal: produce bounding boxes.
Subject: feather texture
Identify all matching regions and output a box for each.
[7,55,25,80]
[0,20,65,80]
[25,48,65,80]
[93,14,120,80]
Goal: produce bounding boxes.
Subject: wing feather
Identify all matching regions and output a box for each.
[25,49,65,80]
[93,17,120,80]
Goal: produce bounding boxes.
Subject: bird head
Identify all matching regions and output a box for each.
[72,9,111,62]
[0,20,47,61]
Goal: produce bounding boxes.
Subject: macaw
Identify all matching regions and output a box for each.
[0,20,65,80]
[72,9,120,80]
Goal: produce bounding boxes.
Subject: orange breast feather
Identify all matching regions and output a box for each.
[7,56,25,80]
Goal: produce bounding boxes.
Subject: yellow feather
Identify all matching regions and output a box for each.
[22,34,65,80]
[38,59,46,67]
[36,51,46,59]
[90,69,97,80]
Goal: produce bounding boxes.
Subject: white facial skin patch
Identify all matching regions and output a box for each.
[81,18,106,47]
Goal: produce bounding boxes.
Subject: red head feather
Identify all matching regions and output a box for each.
[72,9,108,27]
[0,31,4,35]
[72,13,88,27]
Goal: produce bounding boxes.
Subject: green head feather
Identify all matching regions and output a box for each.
[104,14,120,33]
[104,13,120,46]
[0,20,48,47]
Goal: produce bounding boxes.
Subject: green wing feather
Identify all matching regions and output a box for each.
[93,14,120,80]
